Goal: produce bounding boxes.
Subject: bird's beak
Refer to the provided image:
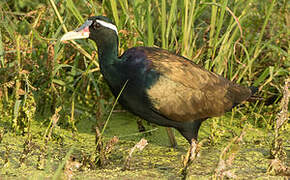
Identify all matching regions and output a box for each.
[60,20,93,41]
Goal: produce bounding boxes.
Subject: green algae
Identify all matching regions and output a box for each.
[0,112,289,179]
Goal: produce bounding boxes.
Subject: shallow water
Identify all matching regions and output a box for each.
[0,112,289,179]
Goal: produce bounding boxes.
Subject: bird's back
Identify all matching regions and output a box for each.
[116,47,253,123]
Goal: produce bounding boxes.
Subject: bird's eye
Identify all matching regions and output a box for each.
[93,22,101,29]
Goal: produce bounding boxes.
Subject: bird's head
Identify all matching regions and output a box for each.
[61,16,118,43]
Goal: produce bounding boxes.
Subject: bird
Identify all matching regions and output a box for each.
[61,16,257,144]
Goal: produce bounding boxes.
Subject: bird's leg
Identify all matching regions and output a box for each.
[181,139,200,179]
[136,118,146,132]
[166,127,177,147]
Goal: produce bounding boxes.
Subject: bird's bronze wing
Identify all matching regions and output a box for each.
[143,47,252,122]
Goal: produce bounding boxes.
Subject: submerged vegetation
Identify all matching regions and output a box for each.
[0,0,289,179]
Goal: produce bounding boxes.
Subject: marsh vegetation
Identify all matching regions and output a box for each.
[0,0,289,179]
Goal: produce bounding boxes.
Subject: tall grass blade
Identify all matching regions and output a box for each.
[96,80,128,147]
[0,30,3,68]
[49,0,68,32]
[110,0,120,27]
[165,0,177,49]
[252,0,276,58]
[161,0,166,48]
[147,0,154,46]
[212,0,228,60]
[66,0,84,23]
[208,0,217,58]
[253,67,270,87]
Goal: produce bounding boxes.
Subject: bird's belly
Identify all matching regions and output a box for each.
[146,75,228,122]
[118,95,183,128]
[111,82,178,127]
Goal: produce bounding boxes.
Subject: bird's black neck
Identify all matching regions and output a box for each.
[98,42,119,65]
[92,31,120,67]
[91,30,125,89]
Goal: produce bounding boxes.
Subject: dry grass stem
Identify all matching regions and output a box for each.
[213,127,247,179]
[123,138,148,170]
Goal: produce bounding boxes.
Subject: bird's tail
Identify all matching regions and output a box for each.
[249,86,258,95]
[248,86,263,102]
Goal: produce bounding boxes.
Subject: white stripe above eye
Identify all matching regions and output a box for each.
[96,20,118,35]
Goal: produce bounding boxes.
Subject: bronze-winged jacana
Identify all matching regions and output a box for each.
[61,16,257,144]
